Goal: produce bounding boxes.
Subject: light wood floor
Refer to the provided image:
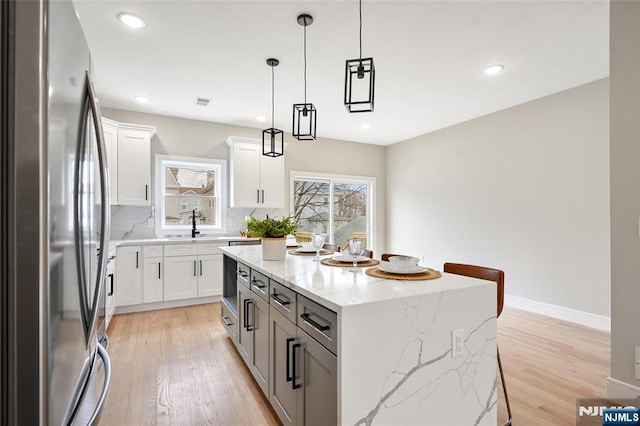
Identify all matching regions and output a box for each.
[99,304,610,425]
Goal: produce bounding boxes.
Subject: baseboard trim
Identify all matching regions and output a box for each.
[607,377,640,399]
[114,295,220,315]
[504,295,610,332]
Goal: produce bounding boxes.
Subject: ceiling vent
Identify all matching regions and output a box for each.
[195,97,211,106]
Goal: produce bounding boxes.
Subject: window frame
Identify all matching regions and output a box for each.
[289,170,376,249]
[154,155,227,236]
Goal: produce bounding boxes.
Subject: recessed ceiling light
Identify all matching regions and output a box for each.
[361,123,370,130]
[483,64,504,75]
[256,115,266,122]
[118,12,147,29]
[134,96,149,104]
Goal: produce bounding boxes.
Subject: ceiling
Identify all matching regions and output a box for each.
[73,1,609,146]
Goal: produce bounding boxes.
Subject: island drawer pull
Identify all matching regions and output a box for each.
[271,293,291,307]
[222,316,233,327]
[300,313,330,332]
[292,343,302,390]
[245,300,255,331]
[285,337,295,382]
[251,278,266,289]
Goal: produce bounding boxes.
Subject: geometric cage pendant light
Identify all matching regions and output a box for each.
[292,13,317,141]
[344,0,375,113]
[262,58,284,157]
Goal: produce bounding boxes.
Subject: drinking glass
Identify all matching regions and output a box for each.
[312,233,325,262]
[347,238,363,271]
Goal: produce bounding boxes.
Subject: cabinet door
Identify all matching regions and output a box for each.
[163,255,198,301]
[269,308,297,426]
[143,256,163,303]
[251,295,270,396]
[260,153,284,208]
[236,283,253,365]
[230,142,260,207]
[105,267,116,329]
[197,254,222,297]
[102,121,118,204]
[296,329,337,426]
[115,246,142,306]
[117,128,151,206]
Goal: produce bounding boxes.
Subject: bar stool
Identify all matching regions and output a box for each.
[443,262,512,426]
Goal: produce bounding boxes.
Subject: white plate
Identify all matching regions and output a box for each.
[332,254,369,262]
[378,261,427,275]
[295,247,321,253]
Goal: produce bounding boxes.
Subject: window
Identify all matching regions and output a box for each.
[155,155,226,235]
[291,171,375,249]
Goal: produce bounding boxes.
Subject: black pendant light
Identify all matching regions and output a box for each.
[292,14,317,141]
[344,0,375,113]
[262,58,284,157]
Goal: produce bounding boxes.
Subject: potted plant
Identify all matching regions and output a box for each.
[246,216,297,260]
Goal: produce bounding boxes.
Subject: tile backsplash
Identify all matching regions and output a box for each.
[110,205,285,240]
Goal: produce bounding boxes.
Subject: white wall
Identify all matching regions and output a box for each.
[609,1,640,398]
[102,108,387,254]
[386,79,610,318]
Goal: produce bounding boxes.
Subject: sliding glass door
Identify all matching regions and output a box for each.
[292,173,373,249]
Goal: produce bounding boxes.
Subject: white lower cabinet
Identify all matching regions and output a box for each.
[115,241,223,310]
[163,255,199,301]
[115,246,142,306]
[197,254,222,296]
[163,243,223,302]
[143,257,163,303]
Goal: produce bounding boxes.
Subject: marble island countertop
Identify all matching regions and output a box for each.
[220,245,496,312]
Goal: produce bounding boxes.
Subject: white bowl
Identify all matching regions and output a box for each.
[388,255,420,270]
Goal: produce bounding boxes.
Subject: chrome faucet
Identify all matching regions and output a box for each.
[192,209,200,238]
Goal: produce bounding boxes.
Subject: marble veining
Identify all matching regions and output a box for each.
[354,292,497,426]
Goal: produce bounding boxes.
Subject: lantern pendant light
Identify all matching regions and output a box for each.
[344,0,375,113]
[262,58,284,157]
[292,14,317,141]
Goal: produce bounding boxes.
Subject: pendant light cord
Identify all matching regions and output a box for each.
[359,0,362,60]
[271,64,275,128]
[303,22,308,105]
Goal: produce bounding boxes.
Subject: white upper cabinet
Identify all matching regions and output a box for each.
[101,118,155,206]
[226,137,284,208]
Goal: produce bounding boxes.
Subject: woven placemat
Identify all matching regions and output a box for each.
[288,249,333,256]
[365,267,441,281]
[321,258,380,267]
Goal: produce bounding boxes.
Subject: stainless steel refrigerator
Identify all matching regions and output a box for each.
[1,0,111,424]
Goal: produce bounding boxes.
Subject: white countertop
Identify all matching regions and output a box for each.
[111,236,260,247]
[220,245,493,312]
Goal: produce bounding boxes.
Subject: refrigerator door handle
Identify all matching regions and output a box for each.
[87,341,112,425]
[87,71,110,345]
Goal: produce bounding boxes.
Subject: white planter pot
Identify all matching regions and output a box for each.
[261,237,286,261]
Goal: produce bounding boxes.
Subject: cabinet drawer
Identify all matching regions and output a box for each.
[221,301,237,343]
[237,262,250,289]
[270,280,296,323]
[143,245,163,257]
[164,244,197,257]
[250,269,269,302]
[297,295,337,355]
[197,243,222,255]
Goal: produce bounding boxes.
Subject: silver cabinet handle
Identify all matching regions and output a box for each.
[193,260,197,276]
[261,189,265,203]
[256,189,260,203]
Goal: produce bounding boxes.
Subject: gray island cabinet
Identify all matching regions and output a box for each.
[219,245,497,425]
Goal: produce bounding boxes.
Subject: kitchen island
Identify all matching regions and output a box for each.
[220,245,497,425]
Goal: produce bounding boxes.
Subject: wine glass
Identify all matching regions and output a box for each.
[347,238,363,271]
[312,233,325,262]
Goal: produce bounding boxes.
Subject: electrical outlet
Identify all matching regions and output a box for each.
[147,217,153,228]
[636,347,640,380]
[452,328,464,358]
